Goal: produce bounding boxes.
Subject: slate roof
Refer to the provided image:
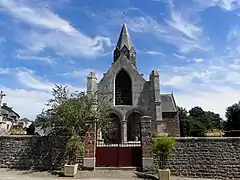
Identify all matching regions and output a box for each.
[1,105,20,118]
[0,108,8,115]
[116,23,134,50]
[161,94,178,112]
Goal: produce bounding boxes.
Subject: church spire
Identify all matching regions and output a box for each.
[113,23,136,67]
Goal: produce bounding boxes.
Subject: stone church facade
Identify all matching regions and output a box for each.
[87,24,180,142]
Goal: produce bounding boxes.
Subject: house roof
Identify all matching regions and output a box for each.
[0,108,9,115]
[161,94,178,112]
[20,118,32,122]
[1,105,20,118]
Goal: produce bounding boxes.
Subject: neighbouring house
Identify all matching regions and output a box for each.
[18,118,32,129]
[0,103,33,135]
[0,103,20,134]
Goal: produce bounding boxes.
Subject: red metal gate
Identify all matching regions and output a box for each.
[96,142,142,167]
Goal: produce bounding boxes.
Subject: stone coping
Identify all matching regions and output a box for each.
[1,135,240,140]
[0,135,37,138]
[175,137,240,140]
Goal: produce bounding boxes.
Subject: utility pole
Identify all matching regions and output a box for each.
[0,91,5,121]
[0,91,6,109]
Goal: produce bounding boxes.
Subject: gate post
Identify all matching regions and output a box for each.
[83,119,96,169]
[140,116,153,170]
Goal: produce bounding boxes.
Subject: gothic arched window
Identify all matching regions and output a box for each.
[115,70,132,105]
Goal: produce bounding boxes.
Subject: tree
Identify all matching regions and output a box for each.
[35,85,113,164]
[26,123,35,135]
[189,106,205,118]
[178,107,188,137]
[187,116,206,137]
[225,101,240,131]
[35,84,111,137]
[179,106,223,137]
[205,111,223,130]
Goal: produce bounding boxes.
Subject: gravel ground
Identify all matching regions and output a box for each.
[0,168,215,180]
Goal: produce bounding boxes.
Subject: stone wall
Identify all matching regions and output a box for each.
[154,137,240,180]
[0,135,82,171]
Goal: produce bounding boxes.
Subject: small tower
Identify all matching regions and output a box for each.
[150,70,163,131]
[87,72,97,95]
[113,23,136,67]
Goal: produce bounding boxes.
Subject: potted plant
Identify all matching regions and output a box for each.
[152,136,176,180]
[64,137,84,177]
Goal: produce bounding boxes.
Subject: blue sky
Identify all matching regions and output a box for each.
[1,0,240,119]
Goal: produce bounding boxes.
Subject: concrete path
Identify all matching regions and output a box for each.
[0,168,215,180]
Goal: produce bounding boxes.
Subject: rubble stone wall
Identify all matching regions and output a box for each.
[154,137,240,180]
[0,135,79,170]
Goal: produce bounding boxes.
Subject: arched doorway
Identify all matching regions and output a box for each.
[103,113,121,144]
[115,69,132,105]
[127,112,142,141]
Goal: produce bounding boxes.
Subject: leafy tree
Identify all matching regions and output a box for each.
[26,123,35,135]
[179,106,223,137]
[225,101,240,131]
[35,84,111,138]
[187,116,206,137]
[178,107,188,137]
[35,85,113,164]
[189,106,205,118]
[205,111,223,130]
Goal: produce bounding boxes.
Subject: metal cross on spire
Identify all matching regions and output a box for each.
[122,11,126,23]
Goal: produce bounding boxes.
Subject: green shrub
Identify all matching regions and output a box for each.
[152,136,176,157]
[66,138,84,165]
[152,137,176,169]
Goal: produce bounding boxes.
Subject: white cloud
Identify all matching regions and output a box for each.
[0,67,86,119]
[20,31,111,57]
[194,0,240,11]
[227,25,240,56]
[175,86,240,119]
[194,58,204,62]
[16,69,53,92]
[165,1,202,40]
[160,58,240,118]
[0,87,51,120]
[138,49,165,56]
[16,68,86,92]
[16,54,55,63]
[0,0,76,33]
[124,6,211,53]
[0,68,10,74]
[62,68,104,81]
[173,53,187,60]
[0,0,111,57]
[145,51,165,56]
